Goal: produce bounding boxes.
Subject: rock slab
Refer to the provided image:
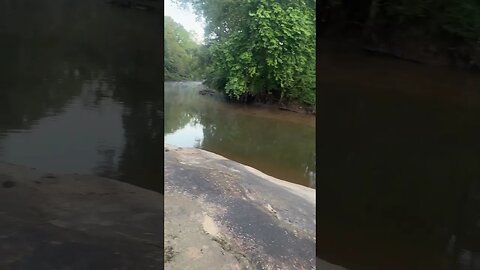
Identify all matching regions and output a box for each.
[164,145,316,269]
[0,162,163,270]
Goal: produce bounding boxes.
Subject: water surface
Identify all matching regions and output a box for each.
[164,81,316,188]
[319,43,480,270]
[0,0,315,194]
[0,0,162,192]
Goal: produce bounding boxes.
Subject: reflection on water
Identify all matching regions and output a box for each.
[0,0,162,192]
[165,118,204,147]
[319,43,480,270]
[164,81,316,188]
[0,92,125,175]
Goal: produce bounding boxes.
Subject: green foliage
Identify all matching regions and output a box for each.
[329,0,480,42]
[384,0,480,43]
[164,16,205,81]
[440,0,480,41]
[321,0,480,69]
[176,0,316,105]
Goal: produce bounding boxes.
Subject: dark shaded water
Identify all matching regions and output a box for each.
[164,81,316,188]
[0,0,163,192]
[319,44,480,269]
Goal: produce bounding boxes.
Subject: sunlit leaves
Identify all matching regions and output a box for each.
[164,16,204,81]
[177,0,316,105]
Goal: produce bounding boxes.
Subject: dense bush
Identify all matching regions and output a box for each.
[176,0,316,105]
[164,16,204,81]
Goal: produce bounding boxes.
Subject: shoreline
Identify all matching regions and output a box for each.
[166,81,315,127]
[0,161,163,269]
[165,145,317,269]
[168,80,317,116]
[0,144,320,269]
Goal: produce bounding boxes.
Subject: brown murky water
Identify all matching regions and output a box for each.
[0,0,163,192]
[318,43,480,270]
[164,81,316,188]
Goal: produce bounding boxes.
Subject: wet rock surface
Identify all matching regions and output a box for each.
[164,145,316,269]
[0,162,163,270]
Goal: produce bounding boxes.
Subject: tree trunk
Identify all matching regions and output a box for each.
[363,0,380,41]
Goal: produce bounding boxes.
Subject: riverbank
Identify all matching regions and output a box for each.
[199,86,316,116]
[165,81,316,189]
[319,40,480,107]
[320,17,480,72]
[0,145,319,269]
[164,144,318,269]
[0,162,163,269]
[319,1,480,71]
[321,36,480,70]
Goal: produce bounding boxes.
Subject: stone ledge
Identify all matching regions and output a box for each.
[0,162,163,269]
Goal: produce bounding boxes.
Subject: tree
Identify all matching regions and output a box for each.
[322,0,480,46]
[164,16,204,81]
[176,0,316,105]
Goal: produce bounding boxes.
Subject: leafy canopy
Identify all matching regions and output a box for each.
[164,16,204,81]
[175,0,316,105]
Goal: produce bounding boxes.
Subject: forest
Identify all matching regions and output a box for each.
[320,0,480,68]
[164,0,480,106]
[164,0,316,106]
[164,16,204,81]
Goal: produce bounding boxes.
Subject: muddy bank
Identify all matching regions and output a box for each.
[199,86,316,115]
[318,40,480,109]
[242,99,316,116]
[164,145,323,269]
[244,98,316,115]
[319,1,480,71]
[0,162,162,270]
[320,33,480,71]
